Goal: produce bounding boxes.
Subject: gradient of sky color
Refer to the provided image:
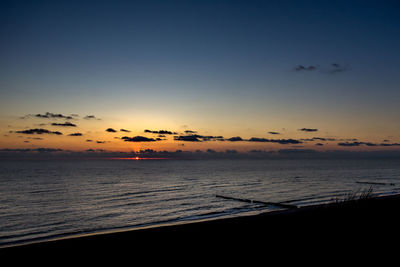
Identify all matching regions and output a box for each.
[1,0,400,153]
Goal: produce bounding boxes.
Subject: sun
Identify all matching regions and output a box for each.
[135,156,140,160]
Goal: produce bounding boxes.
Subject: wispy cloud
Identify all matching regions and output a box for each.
[294,65,317,71]
[248,138,302,144]
[184,130,197,134]
[51,122,77,127]
[84,115,100,120]
[338,141,400,147]
[329,63,348,74]
[301,137,336,141]
[293,63,349,74]
[299,128,318,132]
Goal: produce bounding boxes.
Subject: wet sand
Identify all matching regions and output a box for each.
[2,194,400,258]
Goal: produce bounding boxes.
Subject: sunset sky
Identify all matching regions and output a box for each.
[1,0,400,155]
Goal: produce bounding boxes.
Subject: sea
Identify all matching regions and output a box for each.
[1,158,400,247]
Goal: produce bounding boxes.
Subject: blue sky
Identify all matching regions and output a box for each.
[1,0,400,152]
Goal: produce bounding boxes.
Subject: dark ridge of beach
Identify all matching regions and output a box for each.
[2,194,400,260]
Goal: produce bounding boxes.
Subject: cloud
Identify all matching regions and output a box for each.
[174,135,303,144]
[120,129,131,132]
[380,143,400,147]
[313,137,335,141]
[51,122,77,127]
[184,130,197,134]
[68,133,83,136]
[337,142,363,147]
[226,136,244,142]
[174,134,224,142]
[301,137,336,141]
[86,139,93,142]
[294,65,317,71]
[174,135,201,142]
[338,141,400,147]
[200,135,224,141]
[144,129,177,135]
[0,148,63,152]
[380,143,400,146]
[247,137,269,142]
[337,141,376,147]
[84,115,100,120]
[294,63,348,74]
[363,142,378,147]
[96,140,107,144]
[106,128,117,133]
[21,112,74,120]
[299,128,318,132]
[35,112,73,119]
[268,132,280,135]
[330,63,348,74]
[15,128,63,135]
[121,136,157,142]
[273,139,303,144]
[86,149,108,152]
[248,137,302,144]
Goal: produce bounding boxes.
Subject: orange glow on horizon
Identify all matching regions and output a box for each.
[110,157,170,160]
[1,113,400,154]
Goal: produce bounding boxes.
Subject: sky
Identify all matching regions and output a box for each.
[1,0,400,156]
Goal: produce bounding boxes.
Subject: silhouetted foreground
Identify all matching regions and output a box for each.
[2,194,400,258]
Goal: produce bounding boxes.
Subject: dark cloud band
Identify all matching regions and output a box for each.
[15,128,63,135]
[174,134,224,142]
[122,136,157,142]
[144,129,177,135]
[51,122,77,127]
[68,133,83,136]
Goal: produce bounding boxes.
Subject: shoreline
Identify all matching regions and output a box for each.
[2,193,400,254]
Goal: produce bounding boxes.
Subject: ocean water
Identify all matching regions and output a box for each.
[1,158,400,247]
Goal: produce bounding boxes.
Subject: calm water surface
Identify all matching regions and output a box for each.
[1,158,400,246]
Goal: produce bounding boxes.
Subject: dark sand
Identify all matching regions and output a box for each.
[2,194,400,259]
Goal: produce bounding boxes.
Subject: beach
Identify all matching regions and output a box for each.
[3,193,400,258]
